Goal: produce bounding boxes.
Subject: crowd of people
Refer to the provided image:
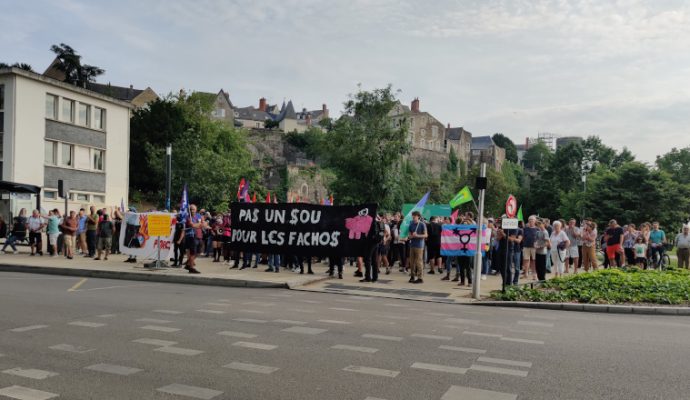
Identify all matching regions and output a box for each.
[2,203,689,287]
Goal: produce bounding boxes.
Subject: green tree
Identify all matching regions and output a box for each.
[656,146,690,185]
[320,86,409,210]
[0,62,33,71]
[521,142,552,171]
[492,133,518,163]
[50,43,104,87]
[264,119,279,130]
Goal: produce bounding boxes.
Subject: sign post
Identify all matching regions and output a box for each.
[472,163,487,300]
[147,214,172,269]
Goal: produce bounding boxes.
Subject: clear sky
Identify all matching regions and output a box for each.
[3,0,690,162]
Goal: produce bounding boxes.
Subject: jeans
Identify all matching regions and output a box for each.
[174,240,186,265]
[482,254,490,275]
[2,234,21,252]
[268,254,281,271]
[511,251,522,285]
[650,245,665,267]
[86,230,97,257]
[446,257,461,275]
[328,256,343,275]
[459,256,473,283]
[363,246,378,281]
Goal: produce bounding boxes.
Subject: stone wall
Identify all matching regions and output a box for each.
[407,148,450,176]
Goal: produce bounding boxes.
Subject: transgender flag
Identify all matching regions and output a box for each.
[440,224,490,257]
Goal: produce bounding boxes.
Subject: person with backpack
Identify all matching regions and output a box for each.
[360,214,386,283]
[95,213,113,260]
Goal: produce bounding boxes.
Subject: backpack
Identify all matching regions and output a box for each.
[374,220,386,243]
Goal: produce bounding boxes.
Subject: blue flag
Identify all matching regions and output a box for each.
[179,184,189,219]
[399,191,430,239]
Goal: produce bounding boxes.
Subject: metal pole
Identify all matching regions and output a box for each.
[472,163,487,300]
[165,144,172,210]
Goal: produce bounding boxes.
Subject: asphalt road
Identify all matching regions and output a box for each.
[0,271,689,400]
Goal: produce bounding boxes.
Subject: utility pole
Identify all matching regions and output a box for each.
[165,144,172,211]
[472,162,487,300]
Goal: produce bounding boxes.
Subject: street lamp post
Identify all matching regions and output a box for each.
[165,144,172,211]
[581,173,586,221]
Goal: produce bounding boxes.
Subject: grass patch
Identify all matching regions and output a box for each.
[491,268,690,305]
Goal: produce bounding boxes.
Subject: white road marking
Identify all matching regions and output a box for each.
[2,368,58,380]
[476,357,532,368]
[155,346,204,356]
[383,316,409,320]
[216,299,231,302]
[241,301,275,307]
[238,310,265,314]
[517,320,554,328]
[223,362,279,374]
[153,309,183,314]
[132,338,177,347]
[0,385,59,400]
[71,283,158,292]
[293,308,316,313]
[439,345,487,354]
[469,364,529,377]
[49,344,94,353]
[445,318,479,324]
[136,318,172,324]
[68,321,105,328]
[383,303,407,307]
[217,331,257,339]
[140,325,180,333]
[97,314,116,318]
[232,318,267,324]
[411,362,467,375]
[273,319,307,325]
[441,385,517,400]
[331,345,379,353]
[232,341,277,351]
[333,299,360,304]
[500,337,544,345]
[411,334,453,341]
[205,303,231,307]
[85,363,143,376]
[157,383,223,399]
[362,334,403,342]
[195,309,226,314]
[329,307,358,312]
[9,325,48,333]
[318,320,351,325]
[463,331,502,338]
[282,326,327,335]
[298,300,320,304]
[343,365,399,378]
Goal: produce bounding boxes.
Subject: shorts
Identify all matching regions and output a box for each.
[29,231,42,245]
[522,247,536,261]
[427,246,441,261]
[48,233,59,245]
[98,237,112,251]
[567,246,579,258]
[79,232,86,242]
[635,257,647,265]
[213,234,224,242]
[377,243,389,256]
[185,236,200,255]
[606,244,622,259]
[63,235,74,249]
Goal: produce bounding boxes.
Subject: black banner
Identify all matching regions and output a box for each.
[229,202,378,257]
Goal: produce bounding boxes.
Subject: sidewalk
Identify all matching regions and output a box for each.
[0,247,523,303]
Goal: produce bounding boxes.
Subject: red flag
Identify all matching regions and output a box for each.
[329,194,334,206]
[450,209,459,223]
[265,192,271,204]
[237,178,246,200]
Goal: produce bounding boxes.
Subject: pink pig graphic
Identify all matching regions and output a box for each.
[345,208,373,239]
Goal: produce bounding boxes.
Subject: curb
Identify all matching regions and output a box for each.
[0,264,289,289]
[474,301,690,316]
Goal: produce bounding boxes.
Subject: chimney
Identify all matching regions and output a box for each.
[128,84,133,98]
[411,97,420,113]
[258,97,267,112]
[447,123,450,129]
[322,104,329,119]
[525,137,530,150]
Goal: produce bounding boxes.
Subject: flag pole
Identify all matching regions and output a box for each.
[472,162,487,300]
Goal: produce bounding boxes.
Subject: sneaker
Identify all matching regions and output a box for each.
[354,271,363,278]
[104,257,108,261]
[428,270,435,275]
[481,275,487,281]
[188,268,201,274]
[385,268,391,275]
[408,277,416,283]
[264,268,273,272]
[441,275,449,281]
[359,279,372,283]
[451,276,459,282]
[413,278,424,284]
[14,251,19,254]
[274,269,279,273]
[30,253,35,256]
[338,273,343,279]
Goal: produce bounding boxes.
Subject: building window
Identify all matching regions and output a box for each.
[43,191,57,200]
[46,94,58,120]
[92,149,104,171]
[432,125,438,139]
[420,138,426,148]
[44,141,57,165]
[61,143,73,167]
[215,108,225,118]
[76,193,89,201]
[0,85,4,110]
[94,107,105,130]
[63,98,75,123]
[78,103,90,127]
[436,141,441,151]
[92,195,105,203]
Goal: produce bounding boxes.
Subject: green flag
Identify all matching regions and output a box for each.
[517,205,524,222]
[449,186,473,208]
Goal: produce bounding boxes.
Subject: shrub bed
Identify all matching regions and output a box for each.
[491,268,690,305]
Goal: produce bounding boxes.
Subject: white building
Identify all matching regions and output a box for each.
[0,67,131,217]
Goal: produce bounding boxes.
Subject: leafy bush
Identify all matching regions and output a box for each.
[491,268,690,305]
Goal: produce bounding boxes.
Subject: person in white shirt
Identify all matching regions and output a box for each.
[675,225,690,269]
[548,221,570,278]
[27,209,46,256]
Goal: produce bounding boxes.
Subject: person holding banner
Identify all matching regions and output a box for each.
[408,211,427,284]
[184,204,203,274]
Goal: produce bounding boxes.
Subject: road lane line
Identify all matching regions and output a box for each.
[223,362,279,374]
[441,385,517,400]
[273,319,307,325]
[0,385,59,400]
[2,368,59,380]
[195,309,225,314]
[476,357,532,368]
[217,331,257,339]
[462,331,502,338]
[343,365,399,378]
[500,337,544,345]
[49,344,94,353]
[9,325,48,333]
[439,345,487,354]
[153,310,183,314]
[282,326,327,335]
[318,320,351,325]
[362,334,403,341]
[140,325,180,333]
[85,363,143,376]
[68,321,105,328]
[232,318,267,324]
[411,362,467,375]
[411,334,453,341]
[67,278,88,292]
[469,364,529,377]
[136,318,172,324]
[155,346,204,356]
[331,345,379,353]
[157,383,222,399]
[132,338,177,347]
[232,342,277,350]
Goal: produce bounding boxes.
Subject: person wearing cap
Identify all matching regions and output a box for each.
[603,219,625,268]
[675,225,690,268]
[407,211,427,284]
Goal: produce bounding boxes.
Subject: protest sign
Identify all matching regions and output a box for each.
[440,224,490,257]
[229,202,378,257]
[119,212,175,260]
